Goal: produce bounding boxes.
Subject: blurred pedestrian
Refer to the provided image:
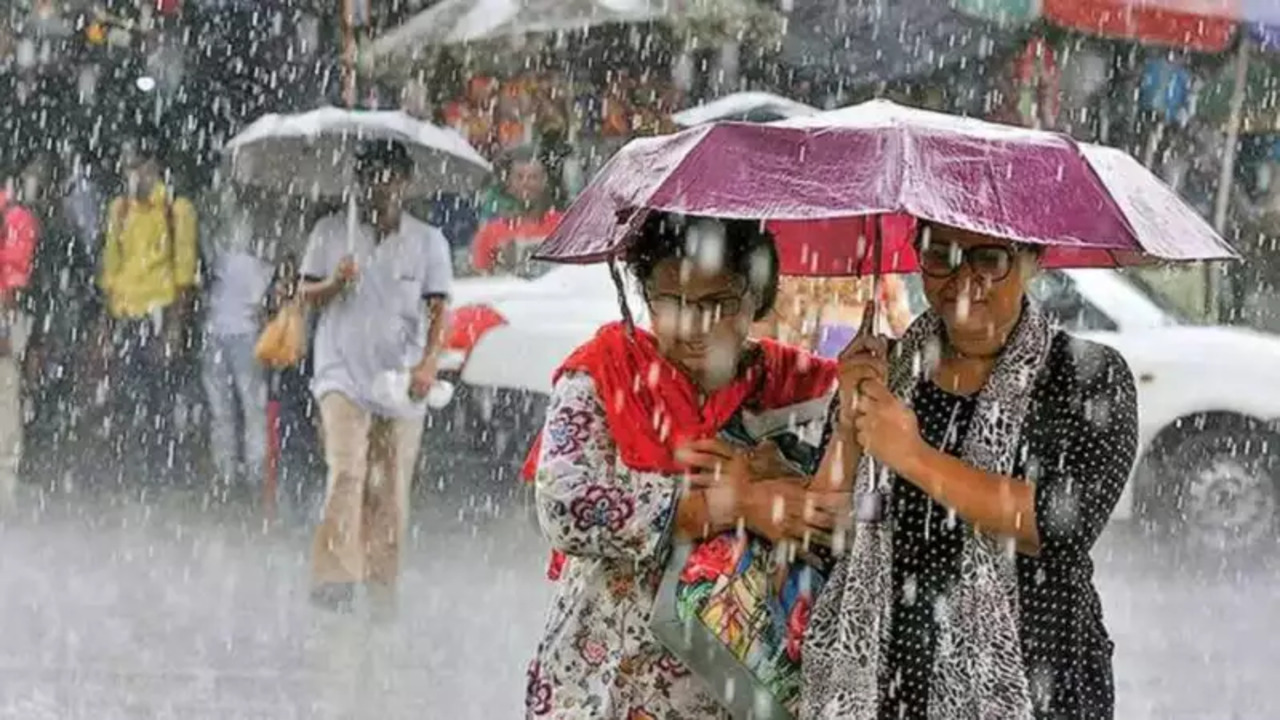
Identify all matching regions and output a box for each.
[0,158,41,511]
[22,148,104,483]
[200,186,273,501]
[423,193,480,274]
[299,140,451,616]
[470,147,562,276]
[266,250,324,523]
[99,132,199,485]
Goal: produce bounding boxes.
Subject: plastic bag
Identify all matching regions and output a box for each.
[254,301,305,368]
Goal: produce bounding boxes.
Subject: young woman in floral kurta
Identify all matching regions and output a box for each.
[524,214,841,719]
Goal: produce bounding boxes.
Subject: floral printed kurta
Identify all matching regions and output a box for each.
[525,372,727,720]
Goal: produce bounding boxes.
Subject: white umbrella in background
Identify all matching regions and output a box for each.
[672,91,820,127]
[224,107,491,258]
[223,106,491,199]
[370,0,767,60]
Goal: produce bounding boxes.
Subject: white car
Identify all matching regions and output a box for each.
[435,265,1280,553]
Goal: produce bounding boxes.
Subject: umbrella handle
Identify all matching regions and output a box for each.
[865,214,887,509]
[346,192,358,255]
[871,214,884,337]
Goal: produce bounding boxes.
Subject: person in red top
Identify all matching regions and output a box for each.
[0,162,40,513]
[470,147,562,276]
[520,214,847,717]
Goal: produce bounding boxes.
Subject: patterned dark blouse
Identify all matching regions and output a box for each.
[881,332,1138,720]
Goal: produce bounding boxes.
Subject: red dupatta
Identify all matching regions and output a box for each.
[522,322,837,579]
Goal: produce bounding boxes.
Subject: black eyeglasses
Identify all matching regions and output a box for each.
[917,242,1016,281]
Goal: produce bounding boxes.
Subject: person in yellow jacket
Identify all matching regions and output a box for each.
[99,136,199,485]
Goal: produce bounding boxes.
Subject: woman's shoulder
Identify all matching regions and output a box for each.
[1040,330,1137,401]
[1048,330,1132,373]
[547,371,606,418]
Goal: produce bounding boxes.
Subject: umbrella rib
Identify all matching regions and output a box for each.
[627,124,731,255]
[1073,144,1144,253]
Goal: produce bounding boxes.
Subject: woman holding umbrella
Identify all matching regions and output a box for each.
[803,224,1138,720]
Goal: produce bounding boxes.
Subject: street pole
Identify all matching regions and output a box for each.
[342,0,358,107]
[1211,38,1252,323]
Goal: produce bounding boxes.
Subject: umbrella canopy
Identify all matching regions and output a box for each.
[223,107,492,198]
[534,100,1237,274]
[780,0,1026,88]
[370,0,758,59]
[672,91,820,127]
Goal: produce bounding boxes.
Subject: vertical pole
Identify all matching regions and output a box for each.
[871,214,884,335]
[1210,38,1251,323]
[342,0,357,107]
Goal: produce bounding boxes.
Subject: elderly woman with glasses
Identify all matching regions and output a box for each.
[802,223,1139,720]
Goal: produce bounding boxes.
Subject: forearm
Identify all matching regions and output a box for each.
[537,472,680,561]
[421,297,447,362]
[900,444,1041,554]
[298,278,344,308]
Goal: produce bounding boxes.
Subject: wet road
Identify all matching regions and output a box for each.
[0,476,1276,719]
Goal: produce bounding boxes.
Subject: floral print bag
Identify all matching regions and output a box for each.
[650,395,834,720]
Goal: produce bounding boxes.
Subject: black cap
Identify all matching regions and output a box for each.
[355,139,414,180]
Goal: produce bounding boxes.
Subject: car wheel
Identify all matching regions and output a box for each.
[1153,430,1279,553]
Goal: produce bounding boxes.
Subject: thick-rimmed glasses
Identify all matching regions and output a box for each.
[918,242,1016,282]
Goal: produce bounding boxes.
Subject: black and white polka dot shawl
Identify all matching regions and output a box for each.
[801,302,1054,720]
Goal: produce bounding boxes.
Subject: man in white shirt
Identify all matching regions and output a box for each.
[299,140,452,614]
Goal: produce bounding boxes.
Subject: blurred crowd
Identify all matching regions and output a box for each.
[0,124,330,512]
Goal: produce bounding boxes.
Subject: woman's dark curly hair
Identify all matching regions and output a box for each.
[625,212,780,322]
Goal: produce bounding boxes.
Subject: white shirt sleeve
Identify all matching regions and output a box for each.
[421,226,453,299]
[299,217,338,279]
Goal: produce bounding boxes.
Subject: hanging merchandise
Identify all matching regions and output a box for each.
[1013,37,1060,129]
[1253,23,1280,52]
[1139,57,1192,125]
[950,0,1041,25]
[348,0,371,28]
[1058,43,1110,108]
[1041,0,1235,53]
[85,21,107,45]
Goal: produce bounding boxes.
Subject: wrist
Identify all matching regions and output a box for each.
[678,489,715,540]
[897,437,933,481]
[704,485,740,530]
[835,413,859,438]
